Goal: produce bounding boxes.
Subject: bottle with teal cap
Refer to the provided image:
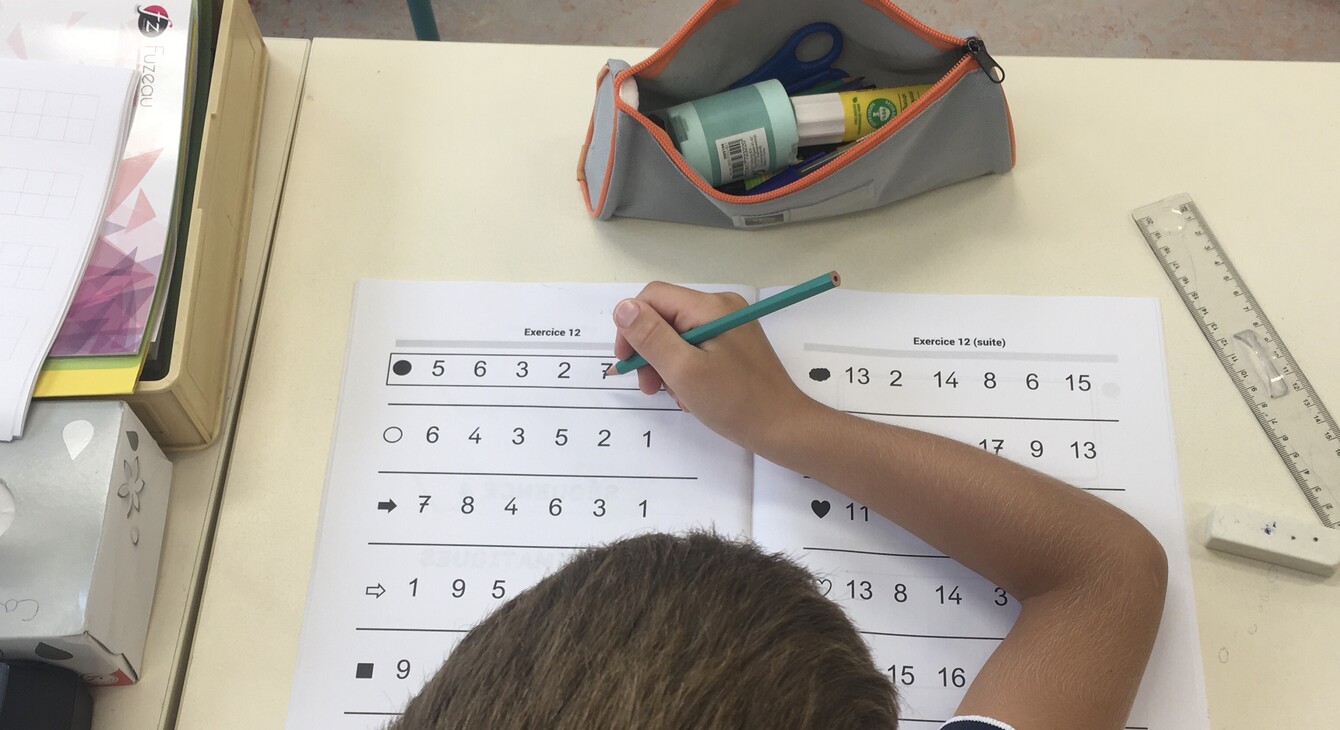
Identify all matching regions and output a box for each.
[649,79,799,188]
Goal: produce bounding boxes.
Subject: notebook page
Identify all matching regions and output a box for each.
[0,58,136,439]
[286,280,756,729]
[4,0,199,357]
[752,290,1209,729]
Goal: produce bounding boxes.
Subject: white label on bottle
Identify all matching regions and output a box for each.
[715,128,770,184]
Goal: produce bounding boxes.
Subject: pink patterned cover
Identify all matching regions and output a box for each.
[1,1,193,356]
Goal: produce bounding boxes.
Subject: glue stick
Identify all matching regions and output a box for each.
[790,83,934,146]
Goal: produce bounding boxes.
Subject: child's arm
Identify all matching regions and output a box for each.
[611,284,1168,730]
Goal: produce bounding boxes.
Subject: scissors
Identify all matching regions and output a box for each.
[729,22,848,95]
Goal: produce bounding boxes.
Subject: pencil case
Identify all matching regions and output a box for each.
[578,0,1015,229]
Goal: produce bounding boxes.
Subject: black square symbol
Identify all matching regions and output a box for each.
[355,662,374,679]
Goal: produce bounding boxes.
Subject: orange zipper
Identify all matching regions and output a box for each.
[614,49,984,204]
[631,0,741,80]
[608,0,1009,207]
[630,0,962,79]
[860,0,964,50]
[725,52,978,202]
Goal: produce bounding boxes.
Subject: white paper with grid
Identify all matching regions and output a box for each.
[0,57,136,440]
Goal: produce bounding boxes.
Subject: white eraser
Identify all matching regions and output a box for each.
[1204,504,1340,577]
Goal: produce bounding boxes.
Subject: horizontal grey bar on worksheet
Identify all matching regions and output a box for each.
[804,343,1119,363]
[395,340,615,351]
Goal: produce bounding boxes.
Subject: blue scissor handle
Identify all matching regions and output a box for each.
[729,22,846,93]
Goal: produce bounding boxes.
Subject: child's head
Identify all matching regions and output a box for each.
[393,532,899,730]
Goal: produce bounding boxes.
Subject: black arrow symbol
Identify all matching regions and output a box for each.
[377,499,397,513]
[365,583,385,598]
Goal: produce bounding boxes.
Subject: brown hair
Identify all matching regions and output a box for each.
[391,532,898,730]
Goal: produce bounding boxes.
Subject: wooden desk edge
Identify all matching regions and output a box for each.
[88,37,311,730]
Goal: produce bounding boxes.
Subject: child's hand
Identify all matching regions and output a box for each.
[610,282,814,451]
[614,283,1169,730]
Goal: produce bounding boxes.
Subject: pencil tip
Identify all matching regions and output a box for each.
[831,271,842,287]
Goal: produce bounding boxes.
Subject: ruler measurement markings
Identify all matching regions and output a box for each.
[1134,194,1339,528]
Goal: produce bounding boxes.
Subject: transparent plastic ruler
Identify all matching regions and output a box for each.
[1133,194,1338,528]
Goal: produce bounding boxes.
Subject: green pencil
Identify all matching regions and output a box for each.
[613,271,841,374]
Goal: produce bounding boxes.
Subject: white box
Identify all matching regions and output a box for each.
[0,401,171,685]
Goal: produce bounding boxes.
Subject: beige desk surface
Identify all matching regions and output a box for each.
[88,37,309,730]
[178,39,1339,729]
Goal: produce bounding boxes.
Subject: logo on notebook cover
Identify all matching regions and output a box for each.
[136,4,172,37]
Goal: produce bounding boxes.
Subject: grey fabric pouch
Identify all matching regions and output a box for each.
[578,0,1014,229]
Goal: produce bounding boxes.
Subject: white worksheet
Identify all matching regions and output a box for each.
[0,57,137,439]
[287,281,1209,730]
[753,289,1209,729]
[287,281,757,728]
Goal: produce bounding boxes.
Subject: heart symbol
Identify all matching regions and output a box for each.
[811,500,831,518]
[62,420,94,460]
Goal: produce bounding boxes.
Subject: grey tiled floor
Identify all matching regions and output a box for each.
[250,0,1340,61]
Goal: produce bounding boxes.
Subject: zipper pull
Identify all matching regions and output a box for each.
[964,37,1005,84]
